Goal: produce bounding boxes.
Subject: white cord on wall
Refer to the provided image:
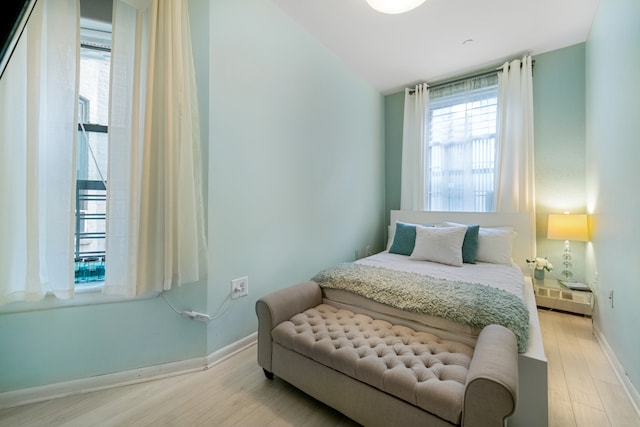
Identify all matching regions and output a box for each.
[161,292,233,323]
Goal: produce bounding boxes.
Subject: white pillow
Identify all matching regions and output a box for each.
[475,227,516,264]
[410,225,467,267]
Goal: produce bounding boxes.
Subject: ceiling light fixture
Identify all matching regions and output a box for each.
[366,0,427,14]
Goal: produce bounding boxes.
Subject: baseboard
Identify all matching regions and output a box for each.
[593,322,640,417]
[206,332,257,368]
[0,332,257,410]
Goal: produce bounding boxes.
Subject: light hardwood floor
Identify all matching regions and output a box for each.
[538,309,640,427]
[1,310,638,427]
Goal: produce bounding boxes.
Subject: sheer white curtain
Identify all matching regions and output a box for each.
[0,0,79,305]
[400,83,429,210]
[495,55,535,213]
[104,0,206,297]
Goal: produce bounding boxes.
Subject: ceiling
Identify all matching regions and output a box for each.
[271,0,599,94]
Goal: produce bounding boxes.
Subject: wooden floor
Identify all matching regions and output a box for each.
[1,310,639,427]
[539,309,640,427]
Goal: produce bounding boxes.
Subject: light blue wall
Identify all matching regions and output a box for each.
[205,0,385,353]
[0,0,385,394]
[585,0,640,395]
[384,92,404,226]
[532,44,588,282]
[0,284,208,393]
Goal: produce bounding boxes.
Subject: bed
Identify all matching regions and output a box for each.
[258,210,547,427]
[332,210,548,427]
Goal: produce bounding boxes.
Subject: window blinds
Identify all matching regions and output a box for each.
[428,74,498,212]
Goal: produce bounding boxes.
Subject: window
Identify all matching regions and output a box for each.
[427,74,498,212]
[0,0,206,305]
[75,19,112,287]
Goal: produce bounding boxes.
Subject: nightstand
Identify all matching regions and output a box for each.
[533,278,594,316]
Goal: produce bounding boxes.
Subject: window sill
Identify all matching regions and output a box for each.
[75,281,105,294]
[0,284,157,315]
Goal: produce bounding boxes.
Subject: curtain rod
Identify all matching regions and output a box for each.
[427,69,498,91]
[409,59,535,94]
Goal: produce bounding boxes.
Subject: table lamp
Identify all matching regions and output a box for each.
[547,213,589,281]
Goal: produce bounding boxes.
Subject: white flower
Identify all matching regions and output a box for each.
[527,257,553,271]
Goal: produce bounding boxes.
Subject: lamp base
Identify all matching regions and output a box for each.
[560,270,573,280]
[561,240,573,281]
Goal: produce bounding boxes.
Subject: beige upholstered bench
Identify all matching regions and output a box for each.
[256,281,519,427]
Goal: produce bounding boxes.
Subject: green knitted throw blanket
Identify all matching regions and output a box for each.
[312,263,529,352]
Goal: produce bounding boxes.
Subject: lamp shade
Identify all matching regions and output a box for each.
[366,0,427,14]
[547,214,589,241]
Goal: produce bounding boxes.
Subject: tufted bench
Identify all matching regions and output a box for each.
[256,281,519,427]
[273,303,476,424]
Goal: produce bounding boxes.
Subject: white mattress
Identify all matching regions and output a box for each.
[355,251,526,301]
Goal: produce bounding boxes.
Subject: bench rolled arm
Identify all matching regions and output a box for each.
[255,281,323,372]
[462,324,518,427]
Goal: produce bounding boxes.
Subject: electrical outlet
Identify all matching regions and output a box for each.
[365,245,372,257]
[231,276,249,299]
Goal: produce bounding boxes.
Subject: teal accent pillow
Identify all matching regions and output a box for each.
[389,222,418,255]
[462,225,480,264]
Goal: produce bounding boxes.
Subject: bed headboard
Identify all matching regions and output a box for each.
[390,210,535,273]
